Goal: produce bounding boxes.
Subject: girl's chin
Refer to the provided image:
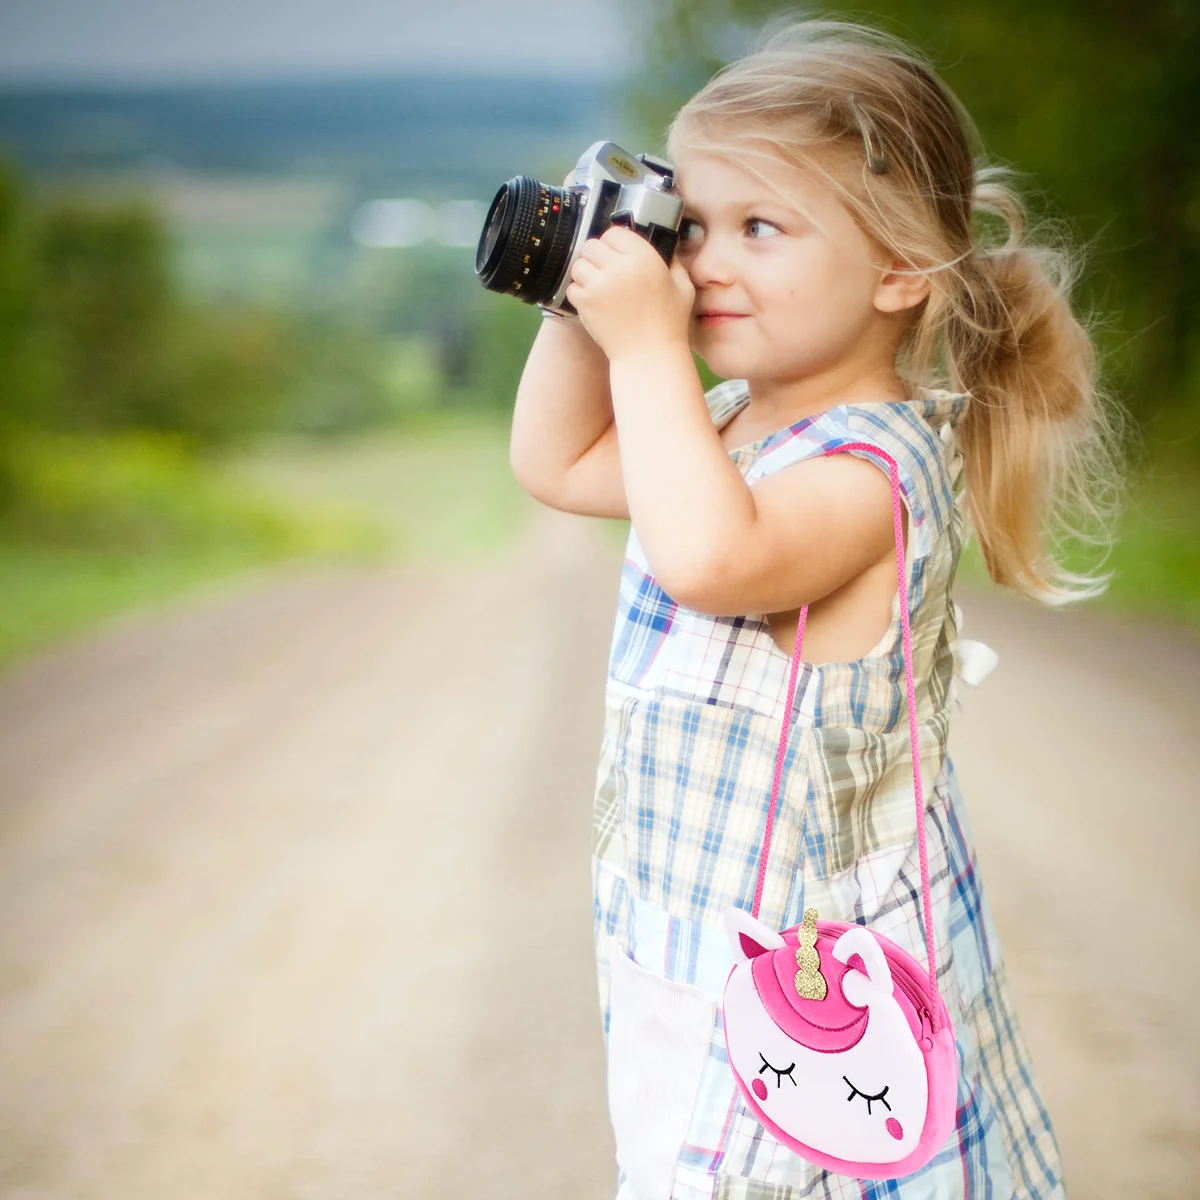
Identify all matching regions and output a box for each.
[692,344,744,377]
[692,324,752,357]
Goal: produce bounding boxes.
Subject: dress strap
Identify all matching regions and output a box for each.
[749,442,938,999]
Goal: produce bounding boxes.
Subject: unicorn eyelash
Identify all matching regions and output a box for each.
[758,1051,798,1088]
[843,1075,891,1115]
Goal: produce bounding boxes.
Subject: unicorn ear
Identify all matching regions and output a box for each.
[725,908,786,963]
[832,927,894,1005]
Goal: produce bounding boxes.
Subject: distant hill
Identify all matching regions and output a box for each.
[0,73,649,305]
[0,73,637,197]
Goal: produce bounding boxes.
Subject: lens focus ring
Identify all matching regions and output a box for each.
[475,177,581,306]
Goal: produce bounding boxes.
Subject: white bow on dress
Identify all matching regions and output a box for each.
[948,602,998,709]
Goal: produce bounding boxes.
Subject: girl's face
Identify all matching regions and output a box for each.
[672,149,904,387]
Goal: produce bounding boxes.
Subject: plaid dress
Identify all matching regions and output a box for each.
[591,381,1066,1200]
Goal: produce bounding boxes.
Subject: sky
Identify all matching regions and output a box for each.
[0,0,637,83]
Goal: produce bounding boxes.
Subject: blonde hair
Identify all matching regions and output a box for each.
[666,13,1122,603]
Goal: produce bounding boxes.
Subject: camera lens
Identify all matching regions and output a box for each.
[474,176,581,306]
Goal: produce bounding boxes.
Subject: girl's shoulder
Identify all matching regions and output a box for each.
[706,380,969,558]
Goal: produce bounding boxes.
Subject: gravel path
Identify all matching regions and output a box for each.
[0,506,1195,1199]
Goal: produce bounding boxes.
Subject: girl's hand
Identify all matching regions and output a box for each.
[565,225,695,362]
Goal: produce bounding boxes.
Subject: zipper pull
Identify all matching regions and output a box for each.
[918,1006,936,1051]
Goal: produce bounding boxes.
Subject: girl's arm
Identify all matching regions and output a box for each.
[608,342,895,613]
[509,313,629,520]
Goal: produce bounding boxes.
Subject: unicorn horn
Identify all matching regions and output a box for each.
[794,906,828,1001]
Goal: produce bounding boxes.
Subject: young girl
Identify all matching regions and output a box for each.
[510,16,1114,1200]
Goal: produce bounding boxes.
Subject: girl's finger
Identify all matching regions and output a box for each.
[599,225,639,250]
[578,237,616,263]
[570,256,596,283]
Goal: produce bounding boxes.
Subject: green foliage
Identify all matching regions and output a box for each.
[0,157,417,451]
[37,197,177,431]
[0,163,61,499]
[2,428,384,554]
[379,336,447,414]
[30,192,307,446]
[958,459,1200,626]
[262,310,398,435]
[449,288,543,410]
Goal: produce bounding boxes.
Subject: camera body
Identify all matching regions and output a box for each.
[474,140,684,315]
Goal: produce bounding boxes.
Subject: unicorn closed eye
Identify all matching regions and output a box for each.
[722,906,956,1175]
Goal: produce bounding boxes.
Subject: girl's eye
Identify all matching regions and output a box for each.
[676,217,781,246]
[842,1075,892,1115]
[758,1051,798,1088]
[746,217,780,239]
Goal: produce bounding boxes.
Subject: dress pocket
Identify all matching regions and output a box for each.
[606,936,715,1200]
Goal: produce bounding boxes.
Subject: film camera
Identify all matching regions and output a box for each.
[474,140,684,316]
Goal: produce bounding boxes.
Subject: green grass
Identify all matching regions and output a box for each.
[1105,467,1200,624]
[221,409,538,567]
[0,539,317,664]
[958,457,1200,626]
[0,411,538,670]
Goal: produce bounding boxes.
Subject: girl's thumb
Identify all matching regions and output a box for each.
[671,255,695,294]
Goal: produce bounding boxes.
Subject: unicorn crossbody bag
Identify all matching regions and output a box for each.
[721,442,958,1180]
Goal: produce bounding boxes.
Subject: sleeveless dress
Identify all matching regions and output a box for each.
[590,381,1067,1200]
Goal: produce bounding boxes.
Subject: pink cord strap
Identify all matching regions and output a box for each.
[749,442,937,998]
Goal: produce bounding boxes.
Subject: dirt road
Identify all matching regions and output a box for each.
[0,506,1195,1199]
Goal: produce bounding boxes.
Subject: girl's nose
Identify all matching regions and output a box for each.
[685,232,737,287]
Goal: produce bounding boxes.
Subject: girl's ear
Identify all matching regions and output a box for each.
[873,257,931,315]
[725,907,786,963]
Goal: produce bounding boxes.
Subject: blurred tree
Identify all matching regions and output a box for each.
[37,198,181,433]
[615,0,1200,447]
[1,164,397,448]
[170,301,294,445]
[269,310,396,434]
[0,162,59,507]
[452,288,542,410]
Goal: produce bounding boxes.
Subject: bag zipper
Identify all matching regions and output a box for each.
[887,961,938,1048]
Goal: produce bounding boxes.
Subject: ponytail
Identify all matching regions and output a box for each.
[934,170,1121,602]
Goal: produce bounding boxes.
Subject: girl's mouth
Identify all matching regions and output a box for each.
[698,313,748,326]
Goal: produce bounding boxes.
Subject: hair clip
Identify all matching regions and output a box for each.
[849,95,890,175]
